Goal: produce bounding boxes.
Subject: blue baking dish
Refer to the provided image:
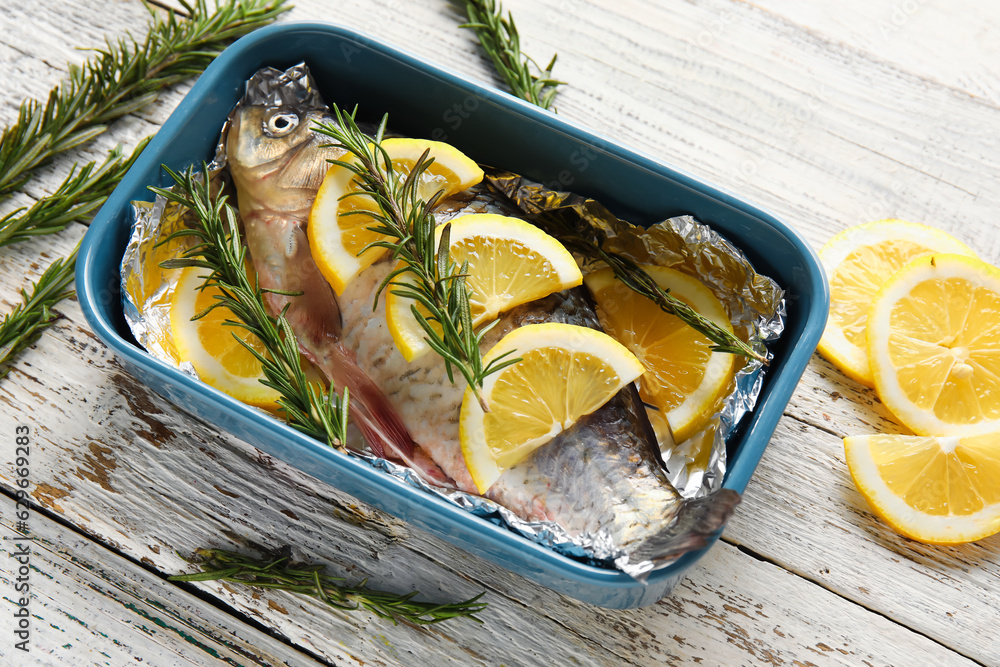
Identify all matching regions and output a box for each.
[77,22,829,608]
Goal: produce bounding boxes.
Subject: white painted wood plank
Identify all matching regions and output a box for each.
[0,497,326,666]
[744,0,1000,105]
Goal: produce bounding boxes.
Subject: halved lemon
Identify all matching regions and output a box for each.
[817,220,975,386]
[386,213,583,361]
[170,265,281,410]
[844,433,1000,544]
[584,265,736,443]
[309,138,484,295]
[459,323,644,493]
[867,253,1000,436]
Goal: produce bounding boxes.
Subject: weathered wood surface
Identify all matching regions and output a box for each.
[2,0,999,665]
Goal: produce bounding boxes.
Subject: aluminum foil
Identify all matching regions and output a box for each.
[122,174,783,579]
[122,196,197,376]
[484,170,785,498]
[120,64,783,580]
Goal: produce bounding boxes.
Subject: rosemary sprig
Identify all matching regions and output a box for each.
[456,0,563,110]
[0,248,78,379]
[0,0,290,200]
[529,210,767,363]
[171,547,487,625]
[152,166,349,447]
[0,138,150,248]
[313,110,519,410]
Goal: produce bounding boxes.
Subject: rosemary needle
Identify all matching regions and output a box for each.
[171,547,488,625]
[154,166,350,448]
[0,0,291,200]
[456,0,564,110]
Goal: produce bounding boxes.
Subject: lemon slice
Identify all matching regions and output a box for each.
[844,433,1000,544]
[309,138,484,295]
[817,220,975,386]
[386,213,583,361]
[460,323,644,493]
[867,253,1000,436]
[584,265,736,443]
[170,265,281,410]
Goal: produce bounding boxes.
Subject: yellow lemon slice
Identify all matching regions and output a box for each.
[459,323,644,493]
[844,433,1000,544]
[867,253,1000,436]
[309,138,484,295]
[584,265,736,443]
[386,213,583,361]
[818,219,975,386]
[170,265,281,410]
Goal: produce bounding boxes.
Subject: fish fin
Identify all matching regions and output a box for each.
[326,343,415,461]
[621,489,742,581]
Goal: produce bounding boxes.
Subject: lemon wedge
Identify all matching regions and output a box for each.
[584,265,736,443]
[170,265,281,410]
[460,323,644,493]
[817,220,975,386]
[386,213,583,361]
[309,138,484,295]
[844,433,1000,544]
[867,253,1000,436]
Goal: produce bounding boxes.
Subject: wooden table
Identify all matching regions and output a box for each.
[2,0,999,664]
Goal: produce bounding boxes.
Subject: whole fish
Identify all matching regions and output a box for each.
[226,64,740,572]
[224,64,446,478]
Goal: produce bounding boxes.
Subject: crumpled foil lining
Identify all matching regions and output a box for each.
[120,62,783,579]
[121,196,197,377]
[485,170,785,498]
[121,169,783,579]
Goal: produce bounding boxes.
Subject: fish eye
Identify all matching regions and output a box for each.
[265,112,300,137]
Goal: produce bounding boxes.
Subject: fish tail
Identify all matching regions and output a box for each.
[623,489,742,580]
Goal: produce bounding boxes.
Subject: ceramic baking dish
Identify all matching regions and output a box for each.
[77,22,829,608]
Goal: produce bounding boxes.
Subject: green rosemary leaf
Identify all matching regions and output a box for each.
[0,0,291,200]
[0,247,78,379]
[455,0,564,110]
[171,547,487,625]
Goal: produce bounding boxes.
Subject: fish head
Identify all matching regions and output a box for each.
[225,64,343,214]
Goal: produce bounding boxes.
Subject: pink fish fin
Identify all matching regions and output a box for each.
[625,489,742,580]
[326,343,415,461]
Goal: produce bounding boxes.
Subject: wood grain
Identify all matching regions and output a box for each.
[1,0,999,664]
[0,496,324,666]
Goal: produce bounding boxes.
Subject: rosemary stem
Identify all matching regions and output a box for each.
[0,247,78,379]
[170,547,488,625]
[154,166,350,448]
[455,0,563,110]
